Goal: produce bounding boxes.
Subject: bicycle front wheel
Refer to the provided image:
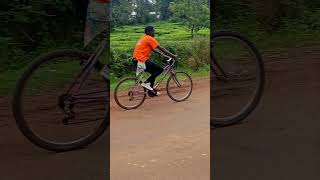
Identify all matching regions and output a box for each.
[211,31,265,127]
[114,77,146,110]
[166,72,193,102]
[12,50,108,152]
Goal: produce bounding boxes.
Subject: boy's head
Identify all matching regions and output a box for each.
[145,26,155,37]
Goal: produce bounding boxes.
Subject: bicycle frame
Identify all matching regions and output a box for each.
[211,51,228,79]
[65,34,109,104]
[154,59,176,89]
[136,58,177,90]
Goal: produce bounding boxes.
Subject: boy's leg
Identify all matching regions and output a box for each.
[145,60,163,88]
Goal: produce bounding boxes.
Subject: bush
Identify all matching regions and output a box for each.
[0,37,8,72]
[302,10,320,30]
[110,48,135,78]
[109,36,210,78]
[187,37,210,70]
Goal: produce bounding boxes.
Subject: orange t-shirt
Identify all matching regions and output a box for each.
[133,35,159,62]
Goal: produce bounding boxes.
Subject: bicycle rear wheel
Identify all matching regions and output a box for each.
[211,31,265,127]
[114,77,146,110]
[166,72,193,102]
[12,50,109,152]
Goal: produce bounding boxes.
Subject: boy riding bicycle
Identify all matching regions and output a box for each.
[133,26,177,97]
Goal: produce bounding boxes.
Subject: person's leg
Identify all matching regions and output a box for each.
[145,60,163,88]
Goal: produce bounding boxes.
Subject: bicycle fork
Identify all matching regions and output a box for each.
[211,57,229,82]
[171,71,182,87]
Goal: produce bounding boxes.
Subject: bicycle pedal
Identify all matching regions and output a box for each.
[148,90,159,97]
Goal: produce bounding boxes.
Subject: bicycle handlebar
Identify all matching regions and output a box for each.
[165,57,177,67]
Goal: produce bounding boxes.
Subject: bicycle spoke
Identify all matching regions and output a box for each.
[114,77,146,109]
[167,72,193,102]
[15,50,108,148]
[211,32,264,126]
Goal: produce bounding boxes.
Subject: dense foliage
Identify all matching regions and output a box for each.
[1,0,319,73]
[110,22,209,78]
[169,0,210,37]
[213,0,320,32]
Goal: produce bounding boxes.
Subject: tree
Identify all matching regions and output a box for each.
[169,0,209,37]
[157,0,174,20]
[134,0,155,24]
[111,0,135,27]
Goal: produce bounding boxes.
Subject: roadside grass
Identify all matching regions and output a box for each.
[0,62,209,96]
[110,65,210,92]
[111,21,209,51]
[0,69,23,96]
[2,21,319,96]
[0,22,209,96]
[0,61,83,96]
[256,31,320,51]
[213,22,320,51]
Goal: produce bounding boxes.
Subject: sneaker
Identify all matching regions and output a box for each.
[141,82,153,91]
[148,90,160,97]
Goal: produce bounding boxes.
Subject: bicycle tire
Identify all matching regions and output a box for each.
[114,77,146,110]
[211,31,265,128]
[166,72,193,102]
[12,49,109,152]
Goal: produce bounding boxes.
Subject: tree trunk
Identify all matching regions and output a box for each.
[191,24,194,38]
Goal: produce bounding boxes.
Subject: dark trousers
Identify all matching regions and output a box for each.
[134,60,163,87]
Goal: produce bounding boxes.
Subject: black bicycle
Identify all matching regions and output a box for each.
[211,31,265,128]
[12,31,110,152]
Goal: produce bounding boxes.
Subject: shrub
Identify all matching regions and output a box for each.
[0,37,8,72]
[109,36,210,77]
[186,37,210,70]
[110,48,135,78]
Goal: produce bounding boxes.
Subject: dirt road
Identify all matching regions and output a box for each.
[0,79,108,179]
[110,78,210,180]
[0,77,210,179]
[212,46,320,179]
[0,101,108,180]
[2,45,318,180]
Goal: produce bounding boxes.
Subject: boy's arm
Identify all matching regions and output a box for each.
[153,46,177,59]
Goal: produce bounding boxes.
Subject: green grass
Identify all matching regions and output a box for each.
[3,20,319,96]
[0,69,23,95]
[110,22,210,78]
[0,60,209,96]
[111,21,209,51]
[214,22,320,51]
[0,61,82,96]
[0,22,210,96]
[256,31,320,50]
[110,65,210,91]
